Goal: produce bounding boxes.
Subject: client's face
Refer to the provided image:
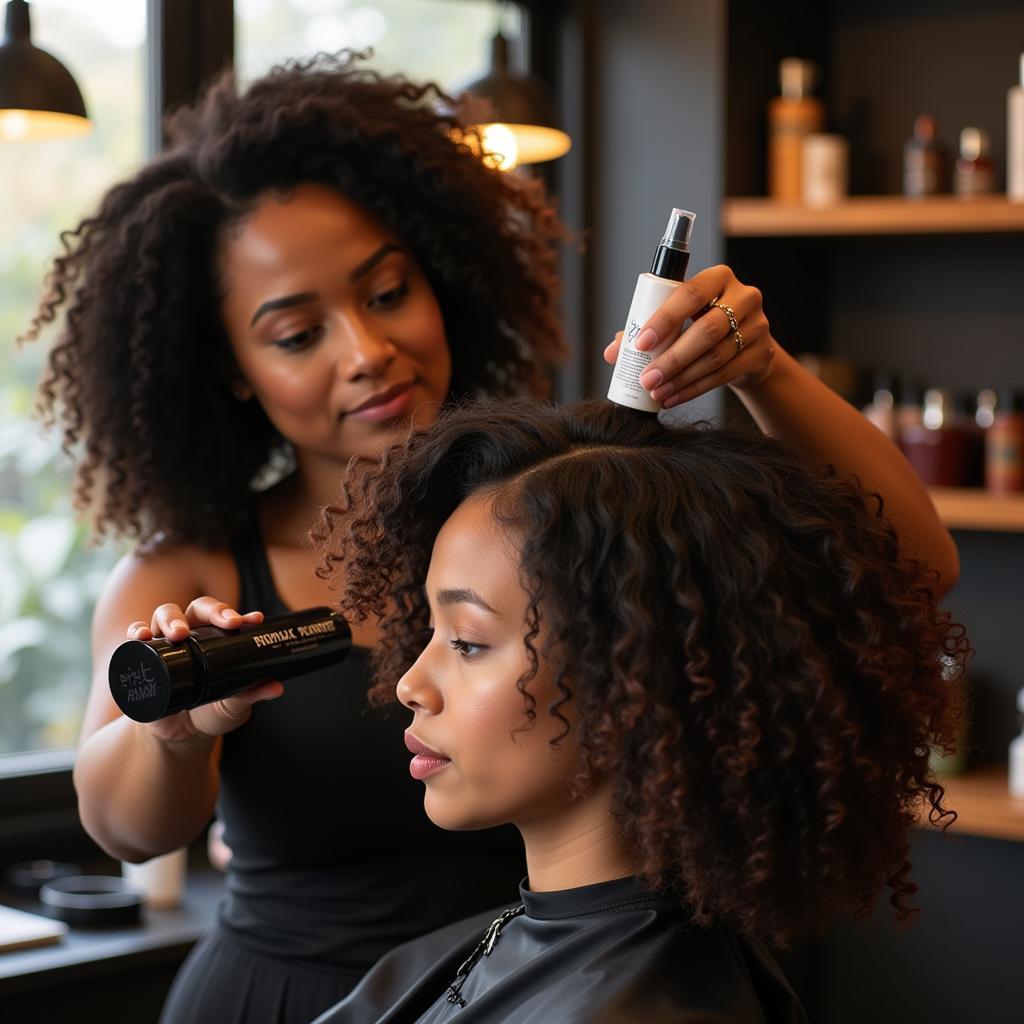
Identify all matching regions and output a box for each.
[396,492,579,832]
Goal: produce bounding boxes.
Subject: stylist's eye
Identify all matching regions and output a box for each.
[368,281,409,311]
[449,637,487,661]
[272,325,324,351]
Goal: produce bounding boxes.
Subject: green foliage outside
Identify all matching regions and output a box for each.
[0,2,143,757]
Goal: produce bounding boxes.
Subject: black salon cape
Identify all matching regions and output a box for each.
[312,875,807,1024]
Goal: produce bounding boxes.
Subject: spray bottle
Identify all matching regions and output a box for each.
[607,208,696,412]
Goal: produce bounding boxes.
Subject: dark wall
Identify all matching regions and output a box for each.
[569,0,728,422]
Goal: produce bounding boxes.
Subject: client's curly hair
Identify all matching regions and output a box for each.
[22,53,565,547]
[314,398,967,945]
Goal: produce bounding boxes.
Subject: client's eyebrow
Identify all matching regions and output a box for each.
[435,588,499,615]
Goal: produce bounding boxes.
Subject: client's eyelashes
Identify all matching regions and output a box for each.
[449,637,487,661]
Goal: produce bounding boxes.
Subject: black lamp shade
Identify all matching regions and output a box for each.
[459,32,570,168]
[0,0,90,141]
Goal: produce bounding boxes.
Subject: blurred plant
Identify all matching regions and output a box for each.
[0,0,141,758]
[0,411,121,754]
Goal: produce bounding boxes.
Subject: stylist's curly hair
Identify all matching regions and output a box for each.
[22,53,565,546]
[314,398,967,945]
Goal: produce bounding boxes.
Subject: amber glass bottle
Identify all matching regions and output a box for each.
[768,58,825,201]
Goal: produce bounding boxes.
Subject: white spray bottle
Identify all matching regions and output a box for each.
[607,207,696,412]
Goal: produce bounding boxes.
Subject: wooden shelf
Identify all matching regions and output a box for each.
[917,765,1024,843]
[928,488,1024,532]
[722,195,1024,237]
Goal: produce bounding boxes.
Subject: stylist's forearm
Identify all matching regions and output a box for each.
[734,347,960,594]
[74,718,220,862]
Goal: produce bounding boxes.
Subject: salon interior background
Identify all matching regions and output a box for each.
[2,1,1024,1022]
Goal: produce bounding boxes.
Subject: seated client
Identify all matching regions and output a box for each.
[312,398,965,1024]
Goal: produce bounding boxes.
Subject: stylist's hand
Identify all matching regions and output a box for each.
[125,597,283,743]
[603,265,776,409]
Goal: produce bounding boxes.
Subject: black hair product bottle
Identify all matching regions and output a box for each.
[109,607,351,723]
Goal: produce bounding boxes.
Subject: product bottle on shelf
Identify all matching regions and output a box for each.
[901,388,978,487]
[903,114,947,197]
[975,388,998,429]
[953,128,996,196]
[1009,53,1024,202]
[896,380,924,441]
[861,373,898,441]
[985,389,1024,493]
[768,58,825,202]
[802,133,848,206]
[1010,687,1024,798]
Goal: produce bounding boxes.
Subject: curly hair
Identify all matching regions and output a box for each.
[22,53,565,547]
[314,398,967,945]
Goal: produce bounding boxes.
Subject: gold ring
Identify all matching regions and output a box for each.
[709,299,739,336]
[733,330,745,354]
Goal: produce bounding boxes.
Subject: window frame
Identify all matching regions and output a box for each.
[0,0,570,862]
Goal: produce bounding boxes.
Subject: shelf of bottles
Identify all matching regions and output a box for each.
[721,195,1024,238]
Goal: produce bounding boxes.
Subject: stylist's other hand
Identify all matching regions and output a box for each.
[124,597,282,743]
[603,265,775,409]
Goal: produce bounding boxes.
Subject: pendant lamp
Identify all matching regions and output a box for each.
[459,27,570,171]
[0,0,90,141]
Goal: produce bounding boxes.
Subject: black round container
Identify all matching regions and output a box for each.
[108,607,351,722]
[38,875,144,927]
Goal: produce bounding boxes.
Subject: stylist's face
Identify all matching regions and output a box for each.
[219,184,451,462]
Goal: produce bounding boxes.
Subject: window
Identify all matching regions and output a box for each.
[0,0,541,774]
[236,0,523,90]
[0,1,147,764]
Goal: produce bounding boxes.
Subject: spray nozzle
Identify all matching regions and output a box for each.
[660,208,696,252]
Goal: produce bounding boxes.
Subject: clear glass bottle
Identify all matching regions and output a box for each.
[954,127,996,196]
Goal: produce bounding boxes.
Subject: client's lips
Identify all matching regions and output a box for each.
[405,731,452,781]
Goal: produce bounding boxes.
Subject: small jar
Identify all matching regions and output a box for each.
[802,134,849,207]
[901,388,978,487]
[985,389,1024,493]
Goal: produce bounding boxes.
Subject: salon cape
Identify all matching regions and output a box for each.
[313,875,807,1024]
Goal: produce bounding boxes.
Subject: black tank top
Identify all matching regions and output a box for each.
[216,521,524,972]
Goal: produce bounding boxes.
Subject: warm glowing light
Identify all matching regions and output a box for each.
[479,123,519,170]
[450,122,572,172]
[0,109,92,142]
